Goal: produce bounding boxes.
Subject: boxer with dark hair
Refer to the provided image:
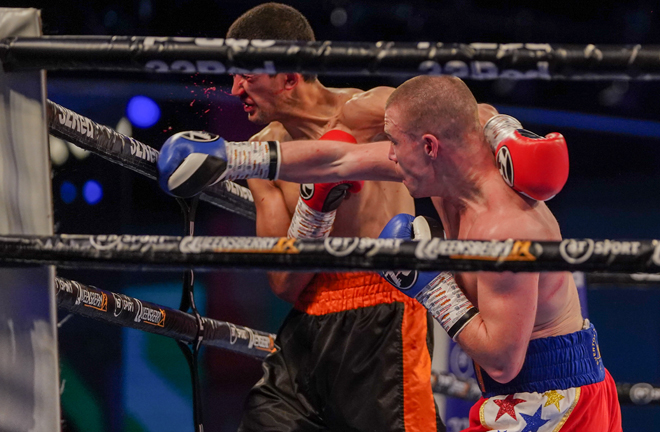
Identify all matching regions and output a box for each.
[222,3,442,431]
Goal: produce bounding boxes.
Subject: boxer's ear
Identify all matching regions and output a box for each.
[422,134,439,160]
[283,73,301,90]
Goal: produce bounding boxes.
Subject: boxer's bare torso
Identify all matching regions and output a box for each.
[250,87,412,238]
[432,176,583,345]
[246,85,413,301]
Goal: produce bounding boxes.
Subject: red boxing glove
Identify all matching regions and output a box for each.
[287,130,363,238]
[484,115,569,201]
[300,180,363,212]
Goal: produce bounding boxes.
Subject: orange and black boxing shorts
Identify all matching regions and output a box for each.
[238,272,445,432]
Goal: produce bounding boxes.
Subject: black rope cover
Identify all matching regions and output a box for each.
[3,235,660,273]
[55,276,277,359]
[47,100,256,220]
[3,36,660,80]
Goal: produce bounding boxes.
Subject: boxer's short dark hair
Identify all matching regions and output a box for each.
[227,3,317,82]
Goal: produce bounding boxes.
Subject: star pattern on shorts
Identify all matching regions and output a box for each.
[543,390,565,412]
[493,394,526,421]
[520,405,550,432]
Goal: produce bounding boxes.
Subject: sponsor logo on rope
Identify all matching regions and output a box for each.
[652,240,660,266]
[134,300,166,327]
[414,239,536,261]
[56,278,76,294]
[179,236,292,253]
[417,43,552,79]
[144,37,277,75]
[323,237,403,257]
[559,239,594,264]
[112,293,135,317]
[496,146,514,187]
[222,181,255,202]
[89,235,171,252]
[75,287,108,312]
[593,240,641,256]
[128,137,159,163]
[56,105,94,139]
[561,239,642,265]
[253,334,277,352]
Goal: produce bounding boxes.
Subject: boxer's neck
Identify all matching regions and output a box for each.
[276,81,346,140]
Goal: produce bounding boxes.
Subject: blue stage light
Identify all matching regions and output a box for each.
[60,181,77,204]
[126,95,160,128]
[83,180,103,205]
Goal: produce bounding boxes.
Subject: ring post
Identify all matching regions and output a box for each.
[0,8,60,431]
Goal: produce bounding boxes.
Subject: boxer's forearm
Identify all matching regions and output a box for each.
[278,140,401,183]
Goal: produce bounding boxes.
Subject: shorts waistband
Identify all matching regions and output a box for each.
[476,323,606,397]
[294,272,417,315]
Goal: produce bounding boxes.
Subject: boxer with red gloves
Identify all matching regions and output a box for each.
[158,111,569,203]
[377,76,619,432]
[483,114,569,201]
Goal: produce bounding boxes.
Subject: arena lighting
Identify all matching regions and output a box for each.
[60,180,77,204]
[126,95,160,128]
[82,180,103,205]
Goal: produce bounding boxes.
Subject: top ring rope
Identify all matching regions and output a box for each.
[1,234,659,273]
[2,36,660,80]
[47,100,256,220]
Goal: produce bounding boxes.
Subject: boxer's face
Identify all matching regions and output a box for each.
[384,106,432,198]
[231,73,287,124]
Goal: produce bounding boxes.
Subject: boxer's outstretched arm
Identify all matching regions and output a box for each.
[278,140,401,183]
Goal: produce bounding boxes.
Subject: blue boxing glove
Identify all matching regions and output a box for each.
[157,131,281,197]
[378,214,479,340]
[378,214,444,298]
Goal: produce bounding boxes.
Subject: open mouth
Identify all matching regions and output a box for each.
[242,99,256,113]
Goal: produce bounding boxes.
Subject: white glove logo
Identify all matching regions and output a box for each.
[382,270,418,290]
[300,184,315,200]
[496,146,514,187]
[180,131,220,142]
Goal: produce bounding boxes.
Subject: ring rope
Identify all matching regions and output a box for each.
[55,274,659,404]
[431,371,660,406]
[55,276,277,359]
[47,100,256,220]
[3,234,659,273]
[3,36,660,80]
[583,272,660,286]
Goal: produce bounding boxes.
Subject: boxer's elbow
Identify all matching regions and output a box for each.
[482,347,527,384]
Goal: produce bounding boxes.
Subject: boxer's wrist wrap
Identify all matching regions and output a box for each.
[415,271,479,340]
[287,199,336,239]
[224,140,280,181]
[483,114,525,152]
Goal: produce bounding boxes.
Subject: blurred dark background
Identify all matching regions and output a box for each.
[3,0,660,430]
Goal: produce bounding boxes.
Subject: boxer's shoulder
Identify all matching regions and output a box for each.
[468,207,549,242]
[250,122,291,142]
[338,86,395,139]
